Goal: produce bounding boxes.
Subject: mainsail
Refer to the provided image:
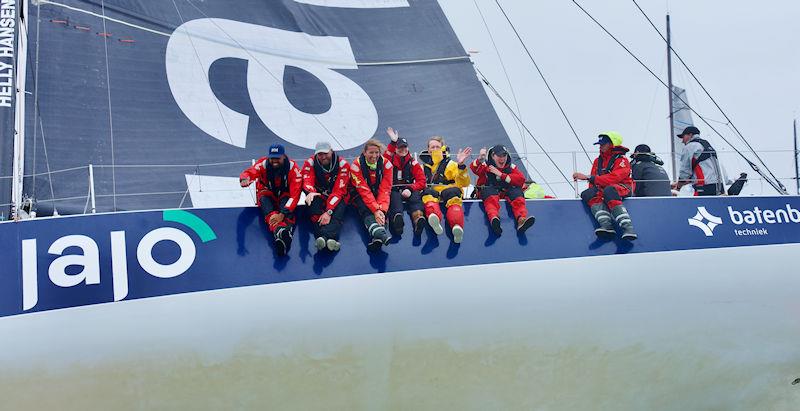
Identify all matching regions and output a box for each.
[22,0,515,215]
[670,85,694,166]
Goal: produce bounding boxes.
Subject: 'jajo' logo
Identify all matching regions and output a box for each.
[20,210,216,311]
[688,206,723,237]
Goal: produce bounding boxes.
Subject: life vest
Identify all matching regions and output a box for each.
[485,147,515,188]
[597,153,625,175]
[259,160,290,195]
[359,154,385,197]
[691,137,718,164]
[389,153,415,185]
[421,153,454,185]
[312,153,340,196]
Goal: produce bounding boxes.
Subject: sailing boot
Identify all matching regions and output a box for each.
[516,216,536,234]
[490,217,502,236]
[391,213,404,235]
[611,204,637,241]
[425,202,444,235]
[366,217,390,251]
[326,238,341,252]
[314,236,327,251]
[411,210,426,236]
[511,197,535,234]
[590,203,616,239]
[274,226,293,256]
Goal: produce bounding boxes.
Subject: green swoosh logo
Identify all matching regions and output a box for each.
[162,210,217,243]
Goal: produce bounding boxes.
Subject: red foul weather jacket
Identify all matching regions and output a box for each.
[470,160,526,190]
[240,157,302,212]
[350,155,393,213]
[384,141,426,191]
[588,146,635,190]
[301,154,350,212]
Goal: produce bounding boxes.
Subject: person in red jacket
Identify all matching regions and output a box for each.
[470,144,535,236]
[384,127,426,236]
[572,132,637,240]
[240,143,302,255]
[351,138,393,251]
[302,141,350,252]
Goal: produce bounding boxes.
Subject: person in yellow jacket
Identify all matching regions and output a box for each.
[418,136,472,243]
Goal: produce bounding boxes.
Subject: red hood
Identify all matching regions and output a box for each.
[600,145,630,160]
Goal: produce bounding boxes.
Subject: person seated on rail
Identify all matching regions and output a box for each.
[240,144,302,256]
[301,141,350,253]
[384,127,427,236]
[572,132,637,241]
[418,136,472,243]
[470,145,535,236]
[350,139,393,251]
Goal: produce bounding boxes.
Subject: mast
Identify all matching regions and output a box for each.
[11,0,28,218]
[666,14,676,181]
[794,118,799,194]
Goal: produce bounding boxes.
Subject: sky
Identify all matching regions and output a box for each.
[438,0,800,197]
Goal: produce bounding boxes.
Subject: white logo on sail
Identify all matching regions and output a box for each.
[166,19,378,150]
[688,206,723,236]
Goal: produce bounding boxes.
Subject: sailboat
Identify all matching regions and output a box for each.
[1,1,800,408]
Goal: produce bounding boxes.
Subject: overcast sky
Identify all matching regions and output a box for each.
[438,0,800,196]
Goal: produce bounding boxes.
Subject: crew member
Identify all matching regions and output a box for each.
[672,126,724,196]
[470,145,535,236]
[630,144,671,197]
[302,141,350,252]
[573,132,637,241]
[419,136,472,243]
[385,127,426,236]
[240,144,302,255]
[350,139,393,251]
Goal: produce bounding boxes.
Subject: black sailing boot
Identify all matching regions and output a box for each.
[590,203,616,239]
[274,226,293,255]
[611,204,637,241]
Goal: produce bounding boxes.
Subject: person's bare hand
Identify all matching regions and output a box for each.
[239,178,251,187]
[572,172,588,181]
[318,212,331,226]
[387,127,399,142]
[269,212,285,225]
[401,189,411,199]
[456,147,472,165]
[478,147,487,161]
[375,210,386,226]
[305,192,319,206]
[488,165,502,176]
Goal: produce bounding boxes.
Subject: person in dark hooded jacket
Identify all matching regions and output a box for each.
[630,144,671,197]
[572,132,637,241]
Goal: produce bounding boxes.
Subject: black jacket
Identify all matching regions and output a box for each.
[631,155,671,197]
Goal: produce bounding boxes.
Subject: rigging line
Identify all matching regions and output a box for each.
[473,0,528,175]
[630,0,786,191]
[37,116,57,204]
[473,4,557,198]
[569,0,786,195]
[182,0,347,151]
[99,0,118,211]
[23,3,59,205]
[29,2,41,200]
[169,0,237,148]
[493,0,592,163]
[475,66,576,191]
[472,0,555,194]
